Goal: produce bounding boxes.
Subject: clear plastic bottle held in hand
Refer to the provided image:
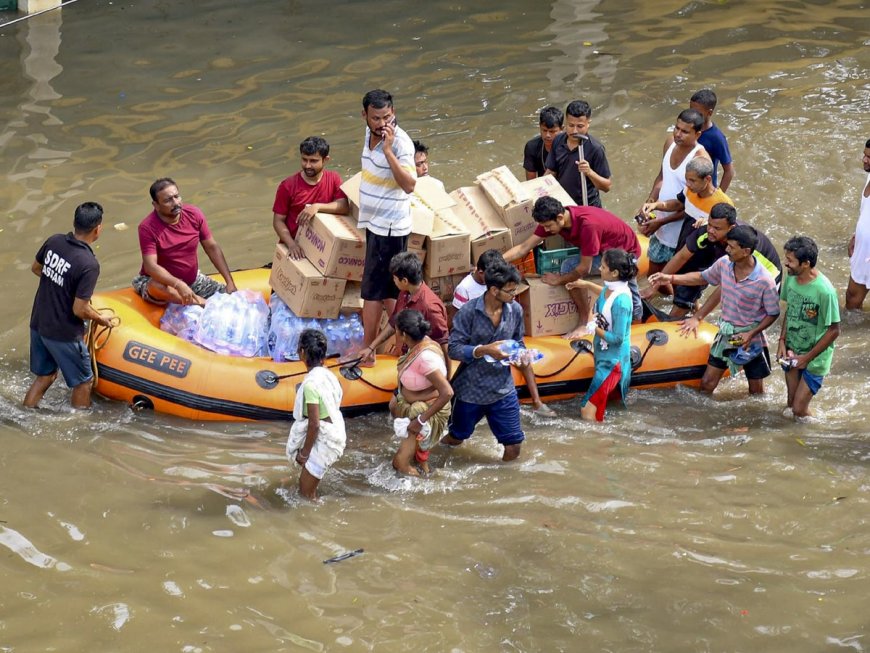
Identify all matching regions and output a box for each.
[484,339,544,366]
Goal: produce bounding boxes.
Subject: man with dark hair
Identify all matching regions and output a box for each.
[690,89,735,192]
[358,251,449,371]
[649,225,780,396]
[504,196,642,337]
[132,178,237,306]
[442,261,528,462]
[25,202,113,409]
[778,236,840,419]
[640,157,732,231]
[272,136,349,259]
[845,138,870,310]
[412,139,446,191]
[450,248,553,416]
[544,100,611,206]
[640,108,710,279]
[523,106,564,180]
[358,89,417,349]
[649,203,781,318]
[451,248,505,317]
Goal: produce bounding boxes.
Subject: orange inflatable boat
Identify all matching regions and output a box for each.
[89,267,717,422]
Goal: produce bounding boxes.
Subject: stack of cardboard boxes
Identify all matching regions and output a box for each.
[268,165,579,336]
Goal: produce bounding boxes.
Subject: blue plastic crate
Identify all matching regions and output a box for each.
[535,247,579,275]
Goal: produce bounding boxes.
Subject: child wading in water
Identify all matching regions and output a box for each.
[286,329,346,499]
[566,248,637,421]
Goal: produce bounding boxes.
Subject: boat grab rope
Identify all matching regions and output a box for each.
[87,307,120,388]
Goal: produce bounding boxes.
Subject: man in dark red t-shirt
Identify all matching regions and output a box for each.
[358,252,451,374]
[503,196,643,334]
[132,178,237,306]
[272,136,349,260]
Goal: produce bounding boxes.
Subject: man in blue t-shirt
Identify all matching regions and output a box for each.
[690,89,735,192]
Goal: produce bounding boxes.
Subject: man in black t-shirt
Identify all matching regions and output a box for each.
[522,106,563,180]
[544,100,612,207]
[649,203,781,318]
[25,202,112,409]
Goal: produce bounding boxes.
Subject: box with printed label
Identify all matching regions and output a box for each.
[269,244,346,319]
[298,212,366,281]
[516,276,578,337]
[475,165,530,217]
[424,208,471,278]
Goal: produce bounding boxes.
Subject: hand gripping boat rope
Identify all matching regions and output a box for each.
[87,307,120,389]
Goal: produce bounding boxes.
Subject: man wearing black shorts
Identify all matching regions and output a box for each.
[25,202,112,409]
[357,89,417,350]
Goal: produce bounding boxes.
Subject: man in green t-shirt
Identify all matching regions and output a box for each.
[778,236,840,419]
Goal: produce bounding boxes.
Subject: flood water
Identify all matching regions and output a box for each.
[1,0,869,650]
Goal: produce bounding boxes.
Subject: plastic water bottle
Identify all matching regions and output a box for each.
[324,319,337,357]
[348,314,364,354]
[483,339,518,363]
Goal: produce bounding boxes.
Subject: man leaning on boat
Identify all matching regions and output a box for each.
[132,178,237,307]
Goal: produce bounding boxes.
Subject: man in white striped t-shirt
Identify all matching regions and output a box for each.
[358,89,417,353]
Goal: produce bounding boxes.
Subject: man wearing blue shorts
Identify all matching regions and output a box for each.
[778,236,840,419]
[441,261,527,462]
[25,202,112,409]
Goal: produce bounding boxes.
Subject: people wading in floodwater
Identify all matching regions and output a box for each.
[390,309,453,476]
[565,248,637,422]
[285,329,346,500]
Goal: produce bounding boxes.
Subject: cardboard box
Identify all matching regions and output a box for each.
[408,244,427,265]
[476,165,530,215]
[340,281,363,315]
[474,166,537,246]
[450,185,514,263]
[340,173,363,221]
[341,172,451,240]
[521,175,576,209]
[269,244,346,319]
[424,208,471,278]
[297,212,366,281]
[516,276,578,337]
[424,271,469,303]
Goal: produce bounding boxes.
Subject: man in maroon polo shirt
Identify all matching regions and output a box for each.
[503,196,643,338]
[132,178,236,306]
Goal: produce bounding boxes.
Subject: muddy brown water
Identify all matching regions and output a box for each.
[1,1,868,650]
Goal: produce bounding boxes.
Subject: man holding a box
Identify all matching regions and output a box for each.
[503,196,643,339]
[358,89,417,351]
[272,136,349,260]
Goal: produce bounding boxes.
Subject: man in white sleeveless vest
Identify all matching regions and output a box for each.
[638,109,710,293]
